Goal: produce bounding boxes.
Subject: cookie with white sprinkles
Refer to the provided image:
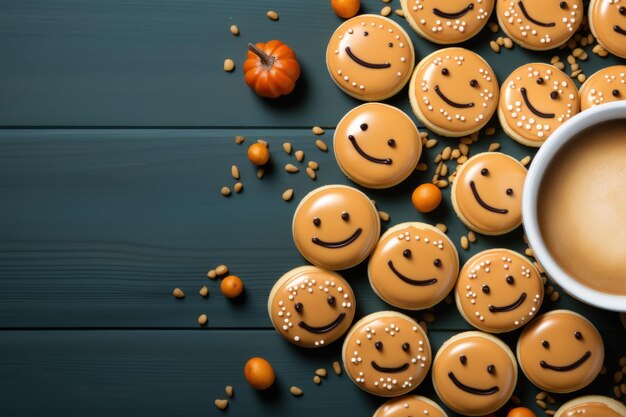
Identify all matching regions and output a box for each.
[373,395,449,417]
[589,0,626,59]
[579,65,626,110]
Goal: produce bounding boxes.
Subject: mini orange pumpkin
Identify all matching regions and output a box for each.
[244,41,301,99]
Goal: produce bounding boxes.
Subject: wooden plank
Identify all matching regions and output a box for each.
[0,128,622,331]
[0,0,623,127]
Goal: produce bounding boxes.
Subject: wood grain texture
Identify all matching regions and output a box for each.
[0,128,622,332]
[0,0,622,127]
[0,329,624,417]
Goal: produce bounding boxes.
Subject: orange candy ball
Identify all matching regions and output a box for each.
[411,183,442,213]
[220,275,244,299]
[247,143,270,166]
[507,408,537,417]
[244,357,275,390]
[331,0,360,19]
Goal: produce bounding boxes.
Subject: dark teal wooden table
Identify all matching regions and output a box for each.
[0,1,624,416]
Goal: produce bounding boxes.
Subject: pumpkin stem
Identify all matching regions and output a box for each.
[248,43,276,70]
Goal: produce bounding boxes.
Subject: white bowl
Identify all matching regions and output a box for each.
[522,101,626,312]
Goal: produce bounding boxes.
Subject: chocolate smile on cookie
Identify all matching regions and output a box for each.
[369,223,459,310]
[455,249,544,333]
[326,15,415,101]
[373,395,449,417]
[268,266,356,348]
[579,65,626,110]
[409,48,498,137]
[590,0,626,58]
[432,331,517,416]
[517,310,604,393]
[342,312,431,397]
[499,63,579,147]
[497,0,583,50]
[334,103,422,189]
[402,0,494,44]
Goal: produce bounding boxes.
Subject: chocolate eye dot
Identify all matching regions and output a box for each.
[442,68,449,76]
[613,89,620,97]
[402,342,410,352]
[575,331,583,340]
[295,302,303,312]
[482,284,490,294]
[550,91,559,99]
[363,31,369,36]
[470,79,478,87]
[313,217,321,227]
[434,258,442,267]
[327,295,335,305]
[620,6,626,15]
[388,138,396,147]
[506,275,515,284]
[537,77,544,85]
[542,340,550,348]
[342,212,349,221]
[375,341,383,351]
[403,249,412,258]
[506,188,513,195]
[487,364,496,374]
[560,1,567,9]
[360,123,368,131]
[481,168,489,176]
[388,42,393,47]
[459,355,467,365]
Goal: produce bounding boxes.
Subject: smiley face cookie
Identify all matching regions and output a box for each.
[334,103,422,189]
[373,395,448,417]
[517,310,604,393]
[268,266,356,348]
[293,185,380,270]
[455,249,543,333]
[408,48,499,137]
[579,65,626,110]
[368,222,459,310]
[326,15,415,101]
[401,0,495,44]
[342,311,432,397]
[554,395,626,417]
[590,0,626,59]
[451,152,527,235]
[497,0,583,50]
[432,331,517,416]
[499,63,580,147]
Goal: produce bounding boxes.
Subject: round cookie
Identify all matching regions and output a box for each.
[554,395,626,417]
[451,152,527,235]
[499,63,580,147]
[368,222,459,310]
[497,0,583,50]
[517,310,604,393]
[408,47,499,137]
[589,0,626,59]
[342,311,431,397]
[373,395,448,417]
[401,0,495,44]
[432,331,517,416]
[292,185,380,271]
[334,103,422,189]
[455,249,544,333]
[268,266,356,348]
[326,15,415,101]
[579,65,626,110]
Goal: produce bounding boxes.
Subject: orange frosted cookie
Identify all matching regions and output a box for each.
[451,152,526,235]
[497,0,583,50]
[499,63,579,147]
[455,249,543,333]
[555,395,626,417]
[589,0,626,58]
[517,310,604,393]
[579,65,626,110]
[292,185,380,270]
[368,222,459,310]
[401,0,494,44]
[432,331,517,416]
[342,311,432,397]
[326,15,415,101]
[334,103,422,189]
[373,395,448,417]
[268,266,355,348]
[409,47,498,137]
